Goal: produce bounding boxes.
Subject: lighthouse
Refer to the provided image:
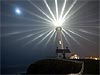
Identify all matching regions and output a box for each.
[56,26,71,59]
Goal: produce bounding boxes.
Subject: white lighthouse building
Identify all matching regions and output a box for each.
[56,27,71,59]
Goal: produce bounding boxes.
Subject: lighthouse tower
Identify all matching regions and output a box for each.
[56,27,71,59]
[56,27,63,49]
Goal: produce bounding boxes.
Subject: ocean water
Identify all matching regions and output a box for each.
[1,65,28,74]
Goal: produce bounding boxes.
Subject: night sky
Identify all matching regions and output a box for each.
[1,0,99,74]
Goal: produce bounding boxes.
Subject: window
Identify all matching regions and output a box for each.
[59,40,62,44]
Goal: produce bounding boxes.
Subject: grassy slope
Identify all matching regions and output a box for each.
[27,59,82,74]
[26,59,99,74]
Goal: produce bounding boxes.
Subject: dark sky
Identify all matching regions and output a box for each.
[0,0,99,73]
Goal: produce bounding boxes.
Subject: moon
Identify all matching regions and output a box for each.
[15,8,21,15]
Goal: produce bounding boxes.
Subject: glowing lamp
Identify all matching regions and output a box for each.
[53,18,63,27]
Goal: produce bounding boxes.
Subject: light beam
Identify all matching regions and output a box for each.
[62,31,70,46]
[24,30,51,46]
[15,29,49,42]
[62,0,77,21]
[28,0,54,22]
[64,1,87,23]
[62,28,81,45]
[55,0,58,20]
[59,0,67,20]
[43,0,56,21]
[45,30,55,46]
[23,8,52,24]
[36,30,54,46]
[67,29,95,43]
